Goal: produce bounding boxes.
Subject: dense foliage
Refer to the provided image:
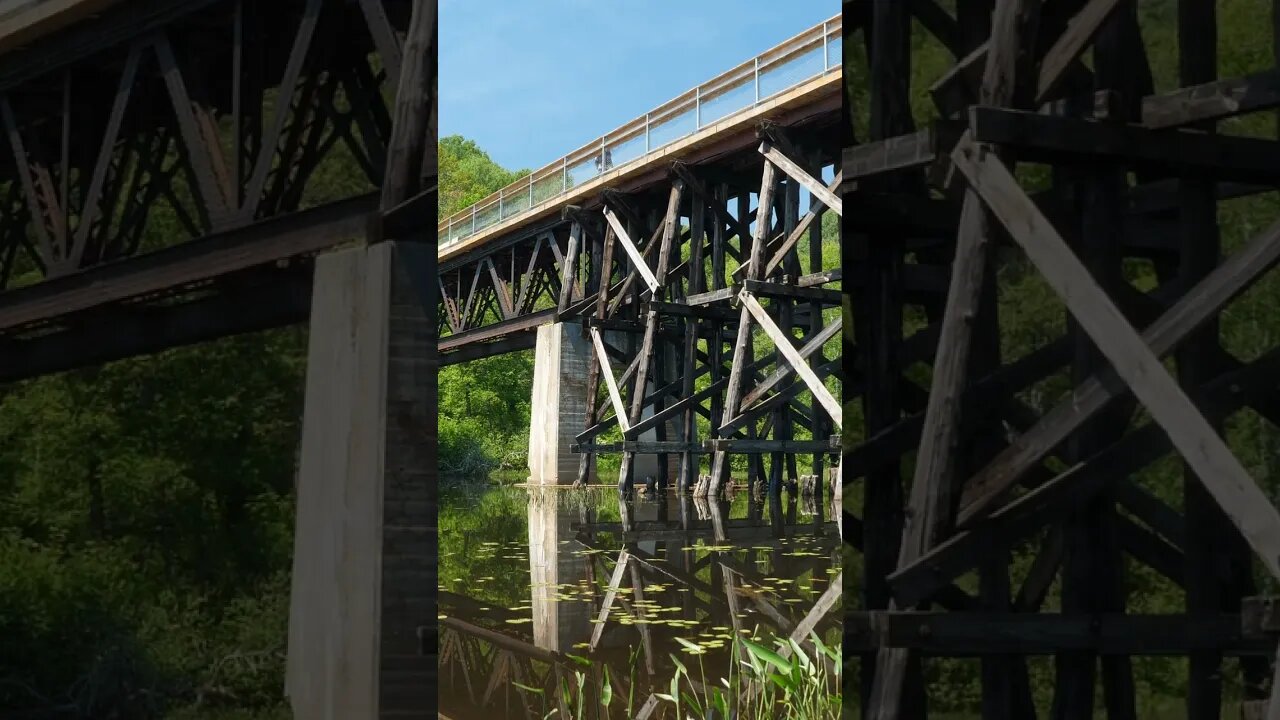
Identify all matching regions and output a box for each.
[437,135,539,477]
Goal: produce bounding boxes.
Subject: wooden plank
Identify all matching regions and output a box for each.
[436,308,555,352]
[72,41,141,269]
[891,344,1280,607]
[958,183,1280,525]
[686,287,735,306]
[740,291,841,426]
[780,571,842,659]
[602,206,659,294]
[762,170,843,278]
[240,0,323,220]
[1035,0,1124,104]
[381,0,434,210]
[0,193,374,334]
[970,106,1280,185]
[590,327,630,434]
[556,224,580,314]
[703,438,837,453]
[154,32,232,223]
[742,278,842,304]
[908,0,962,56]
[841,126,954,181]
[868,0,1039,713]
[952,132,1280,582]
[1142,68,1280,129]
[760,142,841,214]
[850,612,1268,656]
[588,549,629,652]
[741,322,841,409]
[355,0,402,83]
[0,93,57,267]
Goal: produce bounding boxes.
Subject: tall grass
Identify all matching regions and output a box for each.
[519,631,841,719]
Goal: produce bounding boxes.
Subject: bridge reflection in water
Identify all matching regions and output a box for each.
[438,484,841,719]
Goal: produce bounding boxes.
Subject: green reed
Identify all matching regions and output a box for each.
[517,631,841,720]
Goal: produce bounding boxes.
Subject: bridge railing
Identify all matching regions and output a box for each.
[438,14,842,249]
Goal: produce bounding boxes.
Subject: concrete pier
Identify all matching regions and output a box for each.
[529,322,593,484]
[287,241,435,720]
[528,321,678,485]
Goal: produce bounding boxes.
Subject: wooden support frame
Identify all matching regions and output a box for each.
[952,133,1280,582]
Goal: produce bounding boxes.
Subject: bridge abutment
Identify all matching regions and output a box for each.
[287,241,435,720]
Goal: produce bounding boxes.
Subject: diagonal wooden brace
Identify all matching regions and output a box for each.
[602,206,660,294]
[739,290,842,428]
[952,132,1280,582]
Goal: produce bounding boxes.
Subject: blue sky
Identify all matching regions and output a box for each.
[439,1,838,173]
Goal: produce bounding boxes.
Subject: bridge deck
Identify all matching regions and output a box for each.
[438,14,841,263]
[0,0,123,55]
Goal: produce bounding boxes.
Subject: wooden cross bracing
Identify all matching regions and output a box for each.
[845,0,1280,716]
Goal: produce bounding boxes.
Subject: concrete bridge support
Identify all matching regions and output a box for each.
[528,321,677,485]
[287,241,435,720]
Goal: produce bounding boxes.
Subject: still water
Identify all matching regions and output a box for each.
[438,480,842,719]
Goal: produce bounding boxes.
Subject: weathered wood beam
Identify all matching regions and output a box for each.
[154,32,233,224]
[970,106,1280,186]
[240,0,323,221]
[958,205,1280,525]
[1035,0,1124,104]
[849,612,1268,656]
[1142,68,1280,129]
[72,42,142,270]
[589,327,630,434]
[602,206,659,294]
[556,223,580,314]
[740,291,841,426]
[888,340,1280,608]
[952,132,1280,582]
[869,0,1039,713]
[760,142,842,214]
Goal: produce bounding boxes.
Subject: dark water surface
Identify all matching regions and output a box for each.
[438,480,841,719]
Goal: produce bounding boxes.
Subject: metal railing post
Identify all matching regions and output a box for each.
[754,57,760,104]
[529,174,534,207]
[822,22,829,68]
[471,205,476,234]
[562,157,568,192]
[499,188,504,217]
[695,87,701,129]
[645,113,650,153]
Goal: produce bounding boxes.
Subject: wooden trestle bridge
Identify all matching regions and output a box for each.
[0,1,437,717]
[844,0,1280,717]
[437,16,845,498]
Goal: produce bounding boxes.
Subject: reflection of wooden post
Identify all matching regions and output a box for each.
[629,561,656,675]
[589,549,630,652]
[708,496,728,543]
[768,492,784,539]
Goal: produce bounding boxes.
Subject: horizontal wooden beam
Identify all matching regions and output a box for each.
[888,343,1280,608]
[970,106,1280,186]
[0,193,376,335]
[0,268,311,383]
[841,124,961,181]
[847,612,1268,656]
[436,308,556,352]
[439,333,538,366]
[1141,68,1280,129]
[953,134,1280,582]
